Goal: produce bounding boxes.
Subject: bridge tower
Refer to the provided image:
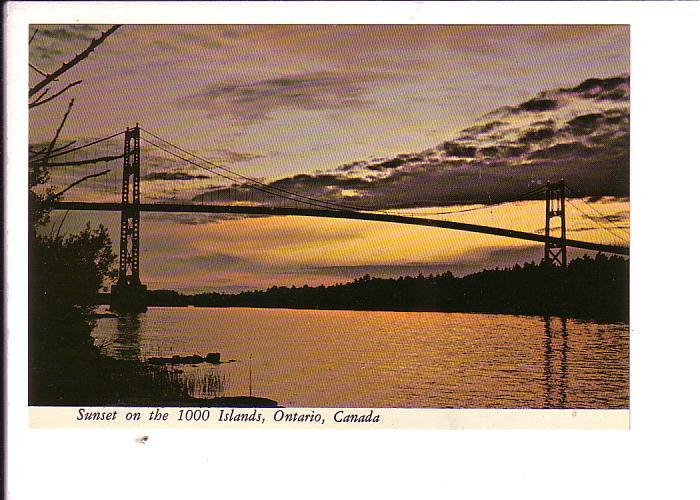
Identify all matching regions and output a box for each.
[544,180,567,268]
[110,125,147,312]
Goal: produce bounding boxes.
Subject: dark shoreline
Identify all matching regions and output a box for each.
[94,254,630,324]
[96,303,629,326]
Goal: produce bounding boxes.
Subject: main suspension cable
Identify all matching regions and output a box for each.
[141,136,352,211]
[565,198,629,244]
[31,130,125,163]
[565,185,630,235]
[141,128,376,213]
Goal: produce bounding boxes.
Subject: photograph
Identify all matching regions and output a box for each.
[27,24,630,413]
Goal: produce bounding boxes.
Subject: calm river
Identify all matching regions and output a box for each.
[92,307,628,409]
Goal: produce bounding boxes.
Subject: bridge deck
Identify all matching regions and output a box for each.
[47,201,629,256]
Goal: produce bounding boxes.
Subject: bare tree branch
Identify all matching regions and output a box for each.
[51,210,71,240]
[32,130,125,164]
[30,80,82,109]
[29,24,121,98]
[51,140,77,154]
[29,62,52,78]
[42,99,75,168]
[29,87,50,105]
[28,28,39,45]
[46,154,123,168]
[54,169,110,197]
[29,140,77,161]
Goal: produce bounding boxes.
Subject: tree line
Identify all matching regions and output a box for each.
[146,254,629,322]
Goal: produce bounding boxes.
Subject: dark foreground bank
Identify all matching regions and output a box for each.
[29,297,279,407]
[30,345,279,407]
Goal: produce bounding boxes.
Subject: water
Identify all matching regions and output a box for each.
[92,307,629,409]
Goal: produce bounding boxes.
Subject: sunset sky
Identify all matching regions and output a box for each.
[30,25,630,293]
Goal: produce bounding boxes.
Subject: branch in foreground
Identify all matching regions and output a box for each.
[29,63,51,78]
[29,24,121,98]
[50,210,72,241]
[28,28,39,45]
[51,140,77,154]
[46,154,124,168]
[30,140,76,160]
[29,87,50,106]
[41,99,75,169]
[30,80,82,108]
[54,169,110,198]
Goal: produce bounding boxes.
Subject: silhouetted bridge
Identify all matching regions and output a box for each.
[37,125,630,311]
[48,201,628,256]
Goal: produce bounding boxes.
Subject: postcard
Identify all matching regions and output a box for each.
[14,1,700,498]
[16,19,634,430]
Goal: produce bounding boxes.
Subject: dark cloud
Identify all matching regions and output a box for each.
[597,88,628,101]
[277,163,519,208]
[519,127,556,143]
[532,119,556,127]
[460,121,506,136]
[478,146,501,158]
[580,213,628,224]
[35,25,99,42]
[478,145,529,159]
[210,148,266,162]
[443,142,478,158]
[261,141,627,210]
[179,72,383,125]
[561,75,630,101]
[192,184,241,202]
[337,160,370,172]
[342,154,425,173]
[29,24,107,62]
[144,212,245,226]
[366,157,408,171]
[488,75,629,120]
[188,253,249,266]
[396,153,424,163]
[189,173,371,205]
[253,149,627,211]
[528,142,594,160]
[143,171,210,181]
[589,132,629,150]
[602,109,629,125]
[269,173,370,192]
[566,76,629,94]
[515,98,558,113]
[565,113,605,135]
[489,97,560,117]
[184,73,629,211]
[561,109,629,144]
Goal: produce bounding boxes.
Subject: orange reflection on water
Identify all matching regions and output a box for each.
[94,308,629,409]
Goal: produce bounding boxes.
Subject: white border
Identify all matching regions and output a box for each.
[29,407,629,429]
[6,2,700,499]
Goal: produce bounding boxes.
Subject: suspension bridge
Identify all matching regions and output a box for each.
[33,125,630,312]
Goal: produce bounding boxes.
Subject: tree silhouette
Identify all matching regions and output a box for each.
[174,255,628,322]
[29,25,121,311]
[28,26,124,404]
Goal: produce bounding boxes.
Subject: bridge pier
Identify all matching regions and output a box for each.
[110,125,148,313]
[544,180,567,268]
[110,282,148,313]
